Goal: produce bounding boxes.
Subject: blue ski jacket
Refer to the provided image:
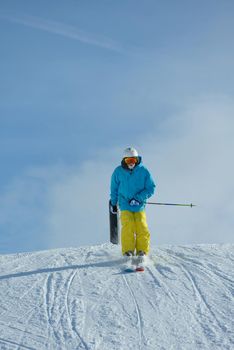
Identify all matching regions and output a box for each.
[110,157,156,212]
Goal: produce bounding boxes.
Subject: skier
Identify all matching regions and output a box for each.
[110,147,156,267]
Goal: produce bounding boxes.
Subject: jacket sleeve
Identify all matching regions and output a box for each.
[110,169,120,206]
[135,170,156,203]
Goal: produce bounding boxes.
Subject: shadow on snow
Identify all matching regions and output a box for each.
[0,258,123,280]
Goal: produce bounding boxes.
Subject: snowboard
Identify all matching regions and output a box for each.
[109,200,119,244]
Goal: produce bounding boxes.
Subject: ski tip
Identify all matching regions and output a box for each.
[123,268,135,273]
[136,267,145,272]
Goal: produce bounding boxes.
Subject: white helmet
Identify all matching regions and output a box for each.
[123,147,138,158]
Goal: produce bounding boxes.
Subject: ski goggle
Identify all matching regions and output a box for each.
[124,157,138,165]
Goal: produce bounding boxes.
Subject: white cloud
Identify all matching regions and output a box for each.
[0,96,233,253]
[141,95,234,245]
[30,96,234,248]
[45,160,114,249]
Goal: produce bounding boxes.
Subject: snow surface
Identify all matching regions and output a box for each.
[0,243,233,350]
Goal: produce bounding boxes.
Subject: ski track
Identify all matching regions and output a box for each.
[0,244,233,349]
[66,270,89,350]
[146,265,177,303]
[122,274,144,349]
[78,248,126,349]
[135,261,208,350]
[64,249,93,349]
[148,263,206,346]
[0,337,35,350]
[42,251,91,349]
[179,262,222,347]
[164,247,234,349]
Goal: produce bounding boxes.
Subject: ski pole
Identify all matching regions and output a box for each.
[146,202,196,208]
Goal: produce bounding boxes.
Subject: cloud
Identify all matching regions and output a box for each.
[0,160,115,253]
[141,95,234,245]
[0,13,124,53]
[0,96,233,254]
[33,94,234,248]
[45,161,113,249]
[0,173,49,253]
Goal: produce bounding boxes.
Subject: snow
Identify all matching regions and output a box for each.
[0,243,233,350]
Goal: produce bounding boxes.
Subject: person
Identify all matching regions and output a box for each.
[110,147,156,260]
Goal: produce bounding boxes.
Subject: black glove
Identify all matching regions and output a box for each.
[110,204,118,214]
[129,198,141,206]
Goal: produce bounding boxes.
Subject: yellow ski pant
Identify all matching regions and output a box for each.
[120,210,150,255]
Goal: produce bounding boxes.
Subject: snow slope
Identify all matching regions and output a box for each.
[0,243,233,350]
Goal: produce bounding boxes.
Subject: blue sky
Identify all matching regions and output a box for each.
[0,0,234,254]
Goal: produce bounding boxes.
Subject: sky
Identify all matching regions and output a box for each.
[0,0,234,254]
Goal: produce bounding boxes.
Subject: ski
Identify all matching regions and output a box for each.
[122,255,146,273]
[121,251,148,273]
[122,254,135,273]
[123,267,135,273]
[123,265,145,273]
[135,254,146,272]
[135,266,145,272]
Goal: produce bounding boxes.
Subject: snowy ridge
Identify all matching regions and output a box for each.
[0,243,233,350]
